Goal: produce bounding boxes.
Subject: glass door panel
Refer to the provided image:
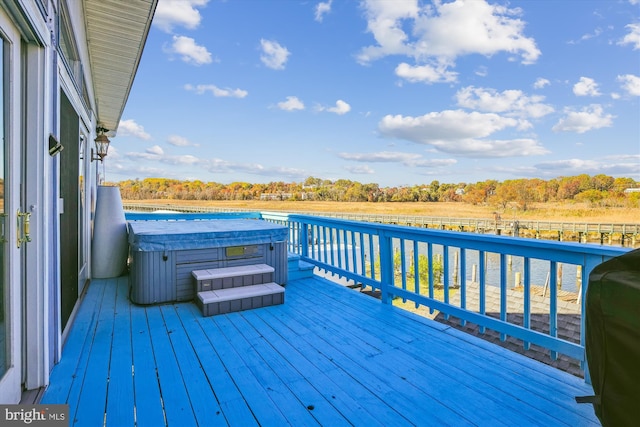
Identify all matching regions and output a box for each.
[0,9,24,403]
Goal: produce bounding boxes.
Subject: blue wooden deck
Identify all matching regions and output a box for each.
[42,274,599,426]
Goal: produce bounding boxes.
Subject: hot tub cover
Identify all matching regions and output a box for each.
[128,219,288,251]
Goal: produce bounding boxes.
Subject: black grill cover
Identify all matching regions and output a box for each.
[584,248,640,427]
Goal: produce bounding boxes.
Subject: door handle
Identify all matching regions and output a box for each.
[0,213,6,243]
[17,210,32,248]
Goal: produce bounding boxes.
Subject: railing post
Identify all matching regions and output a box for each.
[379,232,393,304]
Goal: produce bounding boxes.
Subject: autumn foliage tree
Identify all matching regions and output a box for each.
[113,174,639,208]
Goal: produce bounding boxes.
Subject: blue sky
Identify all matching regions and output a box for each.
[108,0,640,187]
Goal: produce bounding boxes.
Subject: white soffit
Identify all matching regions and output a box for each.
[83,0,157,133]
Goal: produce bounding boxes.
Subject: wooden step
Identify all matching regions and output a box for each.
[289,260,315,281]
[196,282,284,316]
[192,264,274,292]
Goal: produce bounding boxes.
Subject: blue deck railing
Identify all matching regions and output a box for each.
[259,211,629,376]
[124,210,630,379]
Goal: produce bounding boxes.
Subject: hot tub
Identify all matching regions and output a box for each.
[127,219,288,304]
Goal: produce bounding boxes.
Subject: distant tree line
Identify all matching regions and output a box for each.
[114,174,640,210]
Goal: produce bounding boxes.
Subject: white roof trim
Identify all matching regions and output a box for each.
[83,0,157,133]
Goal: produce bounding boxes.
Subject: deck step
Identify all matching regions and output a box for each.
[288,252,315,281]
[192,264,274,292]
[289,261,315,281]
[197,283,284,316]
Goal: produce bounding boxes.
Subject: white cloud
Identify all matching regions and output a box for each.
[184,83,248,98]
[153,0,209,33]
[167,135,198,147]
[260,39,290,70]
[205,158,306,179]
[129,147,202,166]
[118,119,151,140]
[617,74,640,96]
[357,0,540,68]
[340,151,422,164]
[619,23,640,50]
[339,151,457,168]
[146,145,164,156]
[378,110,548,157]
[319,100,351,115]
[165,35,212,65]
[535,156,640,176]
[315,0,333,22]
[277,96,305,111]
[552,104,614,134]
[357,0,418,63]
[455,86,554,119]
[533,78,550,89]
[573,77,601,97]
[572,27,603,44]
[345,165,375,174]
[395,62,457,84]
[475,66,488,77]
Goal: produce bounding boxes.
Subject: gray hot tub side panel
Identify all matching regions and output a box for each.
[129,250,177,305]
[127,220,288,305]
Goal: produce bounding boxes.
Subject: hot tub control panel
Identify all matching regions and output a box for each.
[226,245,259,258]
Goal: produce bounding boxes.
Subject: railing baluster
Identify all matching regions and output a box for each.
[460,248,466,326]
[342,229,349,273]
[329,227,335,267]
[523,257,531,350]
[550,261,558,360]
[428,243,434,315]
[336,229,342,269]
[359,232,366,277]
[413,241,420,309]
[443,245,450,320]
[351,230,357,275]
[500,253,507,342]
[400,238,407,303]
[479,250,486,334]
[368,234,376,281]
[322,226,328,264]
[310,225,316,259]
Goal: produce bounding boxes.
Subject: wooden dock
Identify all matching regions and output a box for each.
[41,274,599,426]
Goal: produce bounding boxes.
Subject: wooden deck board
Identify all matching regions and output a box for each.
[146,306,198,426]
[244,310,388,427]
[195,314,291,426]
[105,277,135,427]
[40,277,106,405]
[226,312,350,427]
[214,314,322,426]
[42,275,600,427]
[160,305,227,426]
[129,302,166,427]
[73,275,118,426]
[293,277,598,426]
[271,291,464,425]
[177,304,258,427]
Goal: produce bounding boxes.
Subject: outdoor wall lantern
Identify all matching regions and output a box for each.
[92,126,110,162]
